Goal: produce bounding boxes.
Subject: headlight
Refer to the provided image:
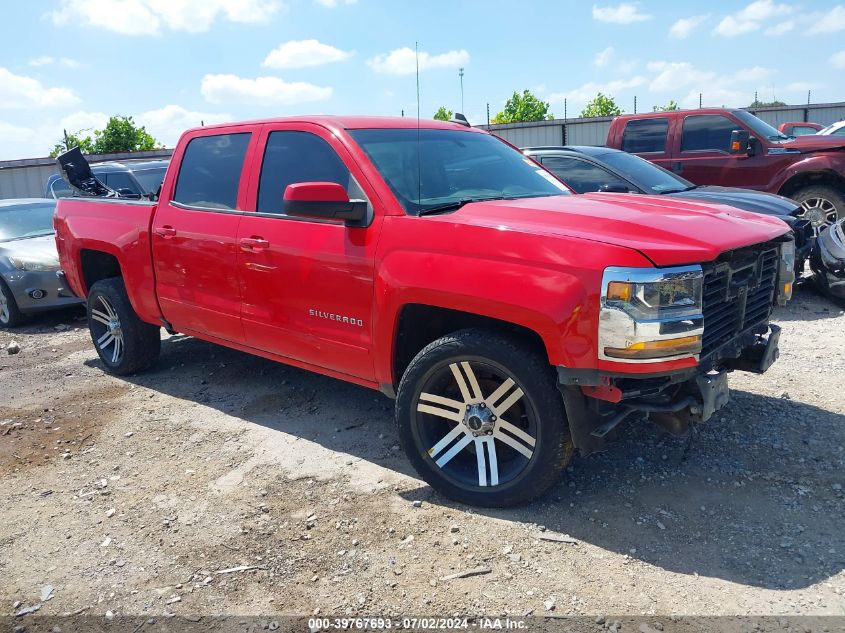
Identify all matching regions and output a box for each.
[8,256,60,272]
[777,239,796,305]
[600,265,704,362]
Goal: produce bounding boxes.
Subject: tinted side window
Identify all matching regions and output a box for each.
[258,131,353,215]
[174,133,251,209]
[541,157,628,194]
[622,118,668,153]
[103,172,140,194]
[681,115,736,152]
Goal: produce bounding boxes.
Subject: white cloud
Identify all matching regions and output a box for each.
[785,81,817,92]
[593,46,614,67]
[136,104,231,146]
[832,50,845,70]
[548,76,647,110]
[808,5,845,33]
[314,0,356,6]
[765,20,794,34]
[592,3,651,24]
[0,67,79,109]
[367,48,469,75]
[714,0,793,37]
[49,0,282,36]
[263,39,353,69]
[201,74,332,106]
[648,61,773,93]
[29,56,81,68]
[669,15,708,39]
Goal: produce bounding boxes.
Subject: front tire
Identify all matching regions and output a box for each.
[396,329,573,507]
[793,185,845,234]
[87,278,160,375]
[0,279,27,328]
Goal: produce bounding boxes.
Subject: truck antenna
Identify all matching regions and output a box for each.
[416,41,421,208]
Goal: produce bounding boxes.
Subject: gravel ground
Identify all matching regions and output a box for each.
[1,283,844,625]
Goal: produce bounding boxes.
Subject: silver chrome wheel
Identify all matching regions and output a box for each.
[798,196,838,233]
[0,291,9,324]
[90,295,124,364]
[415,360,537,489]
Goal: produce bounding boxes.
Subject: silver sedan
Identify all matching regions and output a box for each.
[0,198,84,328]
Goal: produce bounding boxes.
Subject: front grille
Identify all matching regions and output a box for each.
[701,242,779,357]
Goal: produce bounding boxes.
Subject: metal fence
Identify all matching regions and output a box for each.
[481,101,845,148]
[0,149,173,200]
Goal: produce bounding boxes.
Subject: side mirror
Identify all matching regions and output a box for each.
[283,182,368,226]
[729,129,750,155]
[599,183,631,193]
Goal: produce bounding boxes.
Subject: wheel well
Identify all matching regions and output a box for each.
[80,250,122,293]
[392,304,548,386]
[778,170,845,199]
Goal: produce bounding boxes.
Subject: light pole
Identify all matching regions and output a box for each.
[459,68,464,113]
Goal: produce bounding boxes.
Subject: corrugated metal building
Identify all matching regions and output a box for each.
[482,101,845,148]
[0,149,173,200]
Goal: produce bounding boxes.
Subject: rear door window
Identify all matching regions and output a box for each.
[621,118,668,153]
[173,133,251,209]
[681,115,736,153]
[541,156,628,194]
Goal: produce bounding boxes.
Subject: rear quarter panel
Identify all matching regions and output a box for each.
[54,198,161,324]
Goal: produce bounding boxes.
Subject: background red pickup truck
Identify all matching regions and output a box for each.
[54,116,793,507]
[606,108,845,233]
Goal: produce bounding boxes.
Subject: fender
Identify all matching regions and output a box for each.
[370,217,654,386]
[55,198,162,325]
[769,153,845,194]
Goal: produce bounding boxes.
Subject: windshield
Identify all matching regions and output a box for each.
[349,128,570,215]
[818,122,845,136]
[732,110,789,141]
[600,151,694,194]
[0,202,56,242]
[132,167,168,194]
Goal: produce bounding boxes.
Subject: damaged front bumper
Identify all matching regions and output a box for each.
[558,324,781,456]
[810,218,845,301]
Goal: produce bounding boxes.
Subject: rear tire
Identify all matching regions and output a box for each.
[87,277,160,375]
[793,185,845,234]
[395,328,573,507]
[0,279,27,329]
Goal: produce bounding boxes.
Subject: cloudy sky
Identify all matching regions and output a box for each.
[0,0,844,160]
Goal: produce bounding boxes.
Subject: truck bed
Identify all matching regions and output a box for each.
[54,197,162,324]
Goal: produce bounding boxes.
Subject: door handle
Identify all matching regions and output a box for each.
[155,225,176,238]
[239,237,270,252]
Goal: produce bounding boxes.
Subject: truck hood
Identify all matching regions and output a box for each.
[669,186,800,217]
[447,193,790,267]
[774,135,845,153]
[0,233,60,263]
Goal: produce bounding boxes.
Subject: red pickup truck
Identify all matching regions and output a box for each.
[606,108,845,233]
[54,116,793,507]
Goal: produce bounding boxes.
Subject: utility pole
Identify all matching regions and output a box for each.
[699,93,702,108]
[459,68,465,113]
[807,90,811,105]
[486,102,490,127]
[634,95,637,114]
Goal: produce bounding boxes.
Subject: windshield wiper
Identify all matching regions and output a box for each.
[418,196,506,216]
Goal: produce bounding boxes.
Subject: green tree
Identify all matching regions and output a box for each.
[749,99,786,108]
[49,115,161,157]
[433,106,453,121]
[580,93,622,118]
[491,90,552,124]
[49,131,95,158]
[652,100,679,112]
